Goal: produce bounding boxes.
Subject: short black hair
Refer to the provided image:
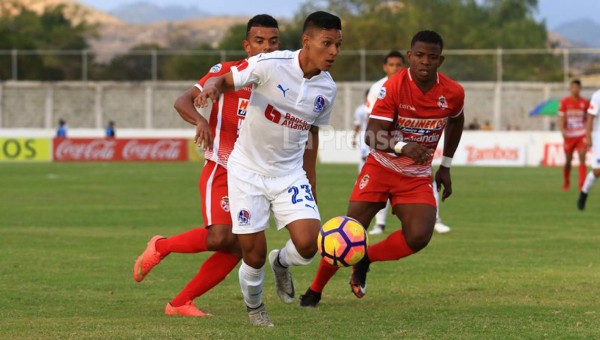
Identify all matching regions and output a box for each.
[246,14,279,38]
[411,30,444,51]
[384,50,405,65]
[303,11,342,32]
[571,79,582,86]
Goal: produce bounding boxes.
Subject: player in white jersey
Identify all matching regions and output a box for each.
[353,90,370,170]
[195,11,342,327]
[577,88,600,210]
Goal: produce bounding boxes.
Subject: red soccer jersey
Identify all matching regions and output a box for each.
[196,60,252,168]
[558,96,589,138]
[369,68,465,177]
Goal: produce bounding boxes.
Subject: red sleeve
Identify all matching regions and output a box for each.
[369,77,398,122]
[197,62,233,88]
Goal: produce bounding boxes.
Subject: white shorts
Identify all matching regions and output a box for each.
[227,163,321,235]
[593,132,600,169]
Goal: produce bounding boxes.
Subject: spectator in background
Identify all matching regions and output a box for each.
[482,120,493,131]
[56,119,67,138]
[353,90,370,171]
[105,121,116,138]
[467,118,480,130]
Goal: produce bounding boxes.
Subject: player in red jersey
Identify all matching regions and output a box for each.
[300,30,464,306]
[132,15,281,317]
[558,79,589,191]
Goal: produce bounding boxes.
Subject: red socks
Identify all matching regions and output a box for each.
[368,230,415,262]
[155,228,208,257]
[563,166,571,187]
[170,251,240,307]
[309,258,340,293]
[579,164,587,190]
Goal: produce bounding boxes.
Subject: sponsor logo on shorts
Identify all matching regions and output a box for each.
[238,209,251,226]
[221,196,230,212]
[313,95,326,113]
[210,63,222,73]
[359,174,370,190]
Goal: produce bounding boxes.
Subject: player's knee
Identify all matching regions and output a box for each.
[405,228,433,252]
[243,252,266,269]
[295,241,318,260]
[206,227,236,250]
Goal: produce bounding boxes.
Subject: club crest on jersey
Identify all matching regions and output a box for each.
[438,95,448,110]
[359,174,370,190]
[378,87,387,100]
[221,196,230,212]
[238,209,251,226]
[210,63,222,73]
[237,98,249,117]
[313,95,326,113]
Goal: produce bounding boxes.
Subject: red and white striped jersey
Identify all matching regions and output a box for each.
[194,60,252,168]
[558,96,589,138]
[369,68,464,177]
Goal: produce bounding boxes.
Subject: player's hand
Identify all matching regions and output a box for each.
[194,87,220,108]
[194,119,213,150]
[435,166,452,201]
[400,143,433,165]
[584,135,592,152]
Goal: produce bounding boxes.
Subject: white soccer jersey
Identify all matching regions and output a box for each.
[353,103,369,157]
[229,49,337,177]
[365,76,388,114]
[588,89,600,132]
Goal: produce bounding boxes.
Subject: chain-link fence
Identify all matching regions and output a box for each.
[2,48,600,82]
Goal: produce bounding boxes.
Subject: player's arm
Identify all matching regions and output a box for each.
[352,123,360,148]
[557,115,566,138]
[585,113,594,151]
[303,125,319,203]
[174,87,212,149]
[435,112,465,201]
[194,72,236,109]
[365,118,431,164]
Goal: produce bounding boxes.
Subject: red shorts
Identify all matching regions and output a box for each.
[349,156,436,208]
[563,136,585,154]
[198,160,232,227]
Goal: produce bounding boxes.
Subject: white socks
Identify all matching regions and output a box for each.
[432,181,440,219]
[278,239,313,267]
[582,171,598,194]
[239,261,264,309]
[375,202,389,226]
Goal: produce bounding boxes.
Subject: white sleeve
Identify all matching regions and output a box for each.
[588,91,600,116]
[314,94,336,127]
[231,54,266,90]
[353,106,363,126]
[365,83,380,114]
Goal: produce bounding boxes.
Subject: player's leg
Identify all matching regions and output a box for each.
[269,172,322,304]
[578,139,600,210]
[350,174,436,298]
[576,138,587,191]
[132,161,222,282]
[370,202,389,235]
[563,138,574,190]
[300,200,383,307]
[432,180,451,234]
[227,164,273,327]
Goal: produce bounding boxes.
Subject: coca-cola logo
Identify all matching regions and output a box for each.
[55,139,117,160]
[122,140,183,160]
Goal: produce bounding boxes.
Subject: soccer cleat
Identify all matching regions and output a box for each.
[165,301,212,317]
[133,235,165,282]
[577,192,588,211]
[269,249,295,304]
[368,224,385,235]
[434,219,451,234]
[349,255,370,299]
[247,303,274,327]
[299,288,321,308]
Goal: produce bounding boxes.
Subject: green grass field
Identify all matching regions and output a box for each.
[1,163,599,339]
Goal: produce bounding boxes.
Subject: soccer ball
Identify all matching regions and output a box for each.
[318,216,368,267]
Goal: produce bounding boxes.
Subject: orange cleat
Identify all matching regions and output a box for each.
[165,301,212,317]
[133,235,165,282]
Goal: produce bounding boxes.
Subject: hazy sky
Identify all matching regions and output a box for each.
[78,0,599,29]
